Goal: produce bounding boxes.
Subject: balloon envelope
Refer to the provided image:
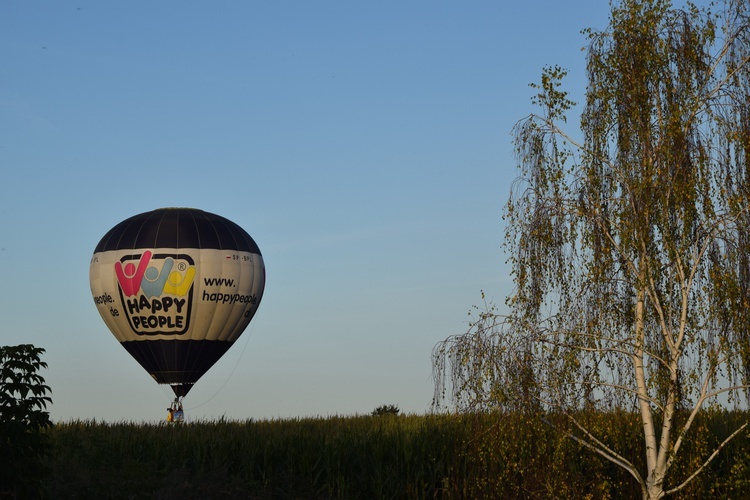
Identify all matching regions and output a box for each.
[89,208,265,397]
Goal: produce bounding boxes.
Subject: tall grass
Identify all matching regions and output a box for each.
[43,411,750,499]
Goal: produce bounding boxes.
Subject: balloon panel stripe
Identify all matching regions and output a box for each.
[121,340,233,385]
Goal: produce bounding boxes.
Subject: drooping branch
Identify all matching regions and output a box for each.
[666,421,749,495]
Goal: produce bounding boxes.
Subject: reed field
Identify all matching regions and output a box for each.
[42,411,750,499]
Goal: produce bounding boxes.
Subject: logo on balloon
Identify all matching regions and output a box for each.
[115,251,196,336]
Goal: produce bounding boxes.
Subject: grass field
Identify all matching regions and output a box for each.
[42,411,750,499]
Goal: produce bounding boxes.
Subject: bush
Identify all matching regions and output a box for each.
[0,345,52,499]
[372,404,400,416]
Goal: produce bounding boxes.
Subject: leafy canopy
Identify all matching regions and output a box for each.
[1,344,53,498]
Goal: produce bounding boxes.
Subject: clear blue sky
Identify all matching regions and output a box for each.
[0,1,620,422]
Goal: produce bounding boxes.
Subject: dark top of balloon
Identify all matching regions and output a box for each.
[93,208,262,254]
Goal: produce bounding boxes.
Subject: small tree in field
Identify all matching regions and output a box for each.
[1,345,52,499]
[433,0,750,498]
[372,404,400,416]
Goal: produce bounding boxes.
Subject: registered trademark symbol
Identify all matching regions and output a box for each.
[177,262,187,271]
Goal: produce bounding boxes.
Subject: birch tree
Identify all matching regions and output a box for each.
[433,0,750,498]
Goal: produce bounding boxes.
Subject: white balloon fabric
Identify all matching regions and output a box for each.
[89,208,265,397]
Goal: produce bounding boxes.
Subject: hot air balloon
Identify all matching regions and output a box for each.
[89,208,265,412]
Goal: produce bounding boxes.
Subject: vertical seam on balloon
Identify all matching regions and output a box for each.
[173,208,184,387]
[215,217,240,342]
[182,209,203,385]
[222,220,245,344]
[146,210,171,386]
[119,212,165,385]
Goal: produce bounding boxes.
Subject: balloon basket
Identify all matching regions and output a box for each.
[166,397,185,424]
